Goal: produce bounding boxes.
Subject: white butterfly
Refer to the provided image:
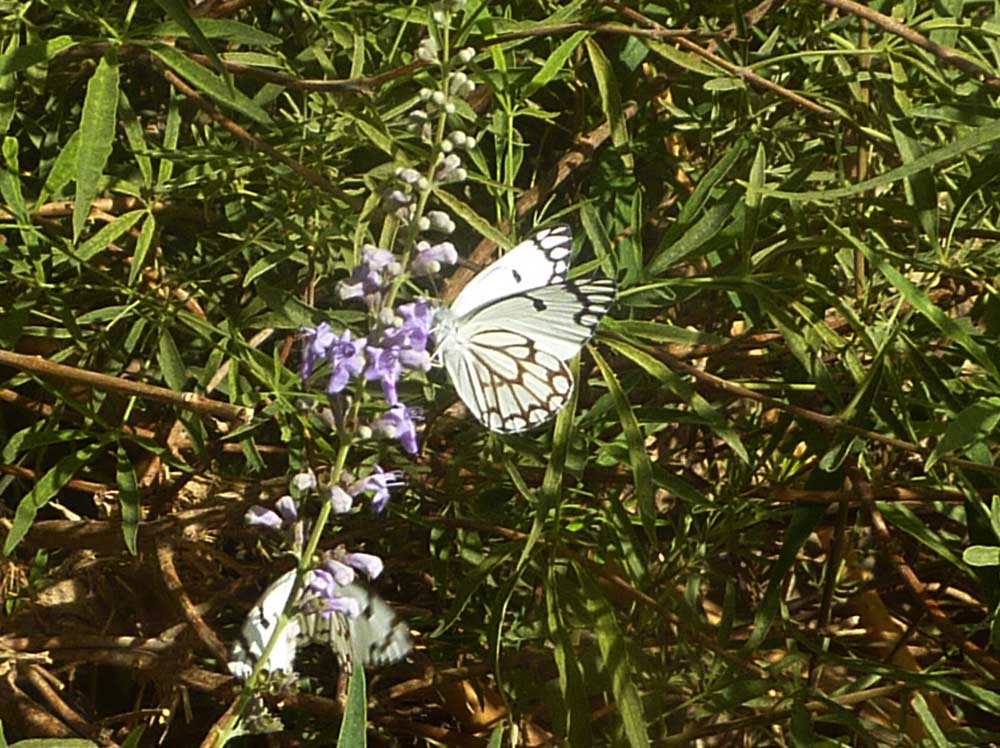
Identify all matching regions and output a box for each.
[433,225,616,433]
[227,569,412,679]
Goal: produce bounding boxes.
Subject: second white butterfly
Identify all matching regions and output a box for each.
[432,225,616,433]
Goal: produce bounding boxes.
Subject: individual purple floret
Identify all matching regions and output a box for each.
[364,343,404,404]
[352,465,405,512]
[325,329,365,394]
[343,552,383,580]
[300,322,336,379]
[322,558,357,585]
[410,241,458,276]
[328,484,353,514]
[374,403,422,454]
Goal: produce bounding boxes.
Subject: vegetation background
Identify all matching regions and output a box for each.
[3,0,1000,746]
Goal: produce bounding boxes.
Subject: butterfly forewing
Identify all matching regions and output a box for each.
[449,225,574,318]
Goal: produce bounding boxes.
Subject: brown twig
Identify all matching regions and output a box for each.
[820,0,1000,88]
[607,2,836,117]
[0,349,253,423]
[866,491,1000,678]
[24,665,112,745]
[155,540,230,662]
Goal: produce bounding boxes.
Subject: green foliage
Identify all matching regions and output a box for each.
[2,1,1000,747]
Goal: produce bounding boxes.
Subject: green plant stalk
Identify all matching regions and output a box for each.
[209,433,354,748]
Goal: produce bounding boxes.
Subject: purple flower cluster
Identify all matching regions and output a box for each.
[245,495,304,551]
[300,260,438,453]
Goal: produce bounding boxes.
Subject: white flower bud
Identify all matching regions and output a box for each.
[417,216,431,231]
[449,72,468,93]
[416,44,437,63]
[459,79,475,96]
[443,101,456,115]
[431,7,447,23]
[440,139,454,153]
[419,87,433,101]
[357,424,373,440]
[431,90,448,107]
[451,168,467,183]
[416,176,431,191]
[456,47,475,64]
[378,307,396,326]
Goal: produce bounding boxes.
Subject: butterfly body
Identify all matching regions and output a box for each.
[433,225,616,433]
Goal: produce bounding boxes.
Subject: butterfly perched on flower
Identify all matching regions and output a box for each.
[227,569,412,679]
[432,225,616,433]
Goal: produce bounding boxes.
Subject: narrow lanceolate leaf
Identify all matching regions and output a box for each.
[337,666,367,748]
[525,30,587,96]
[926,398,1000,469]
[0,35,76,76]
[579,569,650,748]
[4,440,106,555]
[585,37,629,155]
[592,347,655,541]
[129,213,156,286]
[74,53,120,241]
[158,328,188,391]
[153,0,225,73]
[147,43,272,125]
[116,445,140,555]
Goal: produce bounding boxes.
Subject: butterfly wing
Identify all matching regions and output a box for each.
[228,570,302,679]
[450,225,574,318]
[335,583,414,669]
[441,279,617,433]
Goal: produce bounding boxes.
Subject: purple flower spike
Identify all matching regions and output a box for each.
[344,552,384,580]
[352,465,405,513]
[410,241,458,276]
[374,403,422,454]
[323,559,357,585]
[300,322,336,379]
[329,485,353,514]
[245,505,283,529]
[327,329,366,394]
[395,298,434,351]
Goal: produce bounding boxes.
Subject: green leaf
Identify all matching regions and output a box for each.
[74,53,120,241]
[143,18,280,46]
[525,30,588,96]
[116,445,140,556]
[0,35,76,76]
[647,189,740,275]
[579,570,650,748]
[158,328,188,390]
[592,347,655,540]
[962,545,1000,567]
[927,398,1000,469]
[433,188,509,248]
[743,142,766,256]
[74,209,144,262]
[3,441,106,555]
[146,43,272,125]
[37,129,81,205]
[486,723,505,748]
[337,667,367,747]
[153,0,225,73]
[0,136,31,241]
[129,213,156,286]
[585,38,629,155]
